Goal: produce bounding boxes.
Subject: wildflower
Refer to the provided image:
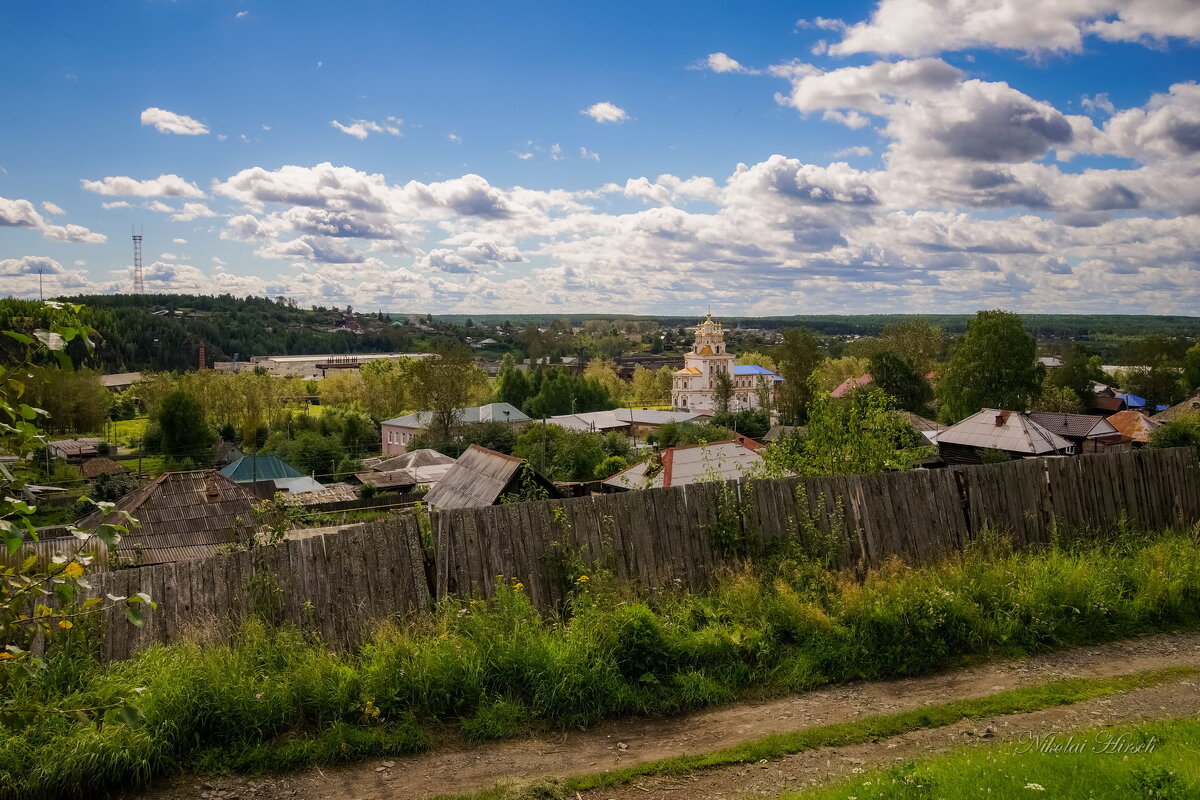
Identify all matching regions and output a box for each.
[58,619,73,630]
[0,653,14,661]
[576,575,590,583]
[514,582,524,590]
[63,562,85,579]
[1025,784,1045,791]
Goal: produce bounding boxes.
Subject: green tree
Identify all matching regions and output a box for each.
[1047,344,1104,406]
[494,357,531,409]
[646,421,736,449]
[1032,383,1084,413]
[878,319,946,374]
[408,347,489,441]
[2,302,151,691]
[157,390,216,463]
[937,310,1044,422]
[868,352,933,412]
[1183,343,1200,393]
[1123,355,1186,407]
[774,328,823,424]
[1146,416,1200,456]
[764,384,925,477]
[714,370,733,415]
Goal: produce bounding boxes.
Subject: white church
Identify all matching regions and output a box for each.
[671,313,781,412]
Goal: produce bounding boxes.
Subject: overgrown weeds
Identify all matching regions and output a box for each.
[3,525,1200,799]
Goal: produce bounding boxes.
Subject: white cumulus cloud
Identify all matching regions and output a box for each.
[140,107,210,135]
[81,174,206,198]
[582,102,629,124]
[330,116,403,139]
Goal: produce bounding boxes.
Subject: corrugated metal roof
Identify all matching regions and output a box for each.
[219,454,304,483]
[1107,410,1162,443]
[373,448,455,472]
[76,470,258,566]
[1116,393,1147,408]
[383,402,530,429]
[1025,412,1116,440]
[937,409,1075,455]
[48,438,100,459]
[288,483,359,505]
[733,364,777,375]
[1152,391,1200,423]
[604,439,769,490]
[273,476,326,494]
[425,445,557,509]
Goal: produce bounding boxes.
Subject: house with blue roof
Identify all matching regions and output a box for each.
[671,313,780,412]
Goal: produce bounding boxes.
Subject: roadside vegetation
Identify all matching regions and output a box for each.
[788,715,1200,800]
[3,523,1200,798]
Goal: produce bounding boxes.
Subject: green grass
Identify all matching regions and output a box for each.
[2,525,1200,799]
[436,666,1198,800]
[787,716,1200,800]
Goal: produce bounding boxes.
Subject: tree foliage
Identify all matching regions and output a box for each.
[764,384,927,477]
[511,424,631,481]
[407,347,489,441]
[774,328,823,424]
[868,351,933,413]
[156,391,216,463]
[937,310,1044,422]
[1,302,151,703]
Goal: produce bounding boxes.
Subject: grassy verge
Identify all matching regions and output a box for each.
[436,666,1198,800]
[786,715,1200,800]
[2,525,1200,799]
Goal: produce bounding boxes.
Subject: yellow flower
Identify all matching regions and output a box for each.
[58,619,73,630]
[576,575,590,582]
[0,652,14,661]
[63,562,85,579]
[514,582,524,590]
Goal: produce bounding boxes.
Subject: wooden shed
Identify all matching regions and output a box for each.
[424,445,560,509]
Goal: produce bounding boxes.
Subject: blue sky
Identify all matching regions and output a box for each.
[2,0,1198,315]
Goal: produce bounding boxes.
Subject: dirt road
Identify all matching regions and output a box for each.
[128,631,1200,800]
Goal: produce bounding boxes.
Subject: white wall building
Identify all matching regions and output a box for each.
[671,313,780,412]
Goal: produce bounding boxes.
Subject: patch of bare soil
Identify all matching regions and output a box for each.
[125,631,1200,800]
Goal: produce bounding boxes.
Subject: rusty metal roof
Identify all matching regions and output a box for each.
[1106,410,1162,443]
[76,470,258,566]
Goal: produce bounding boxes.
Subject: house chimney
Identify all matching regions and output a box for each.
[204,472,219,500]
[994,411,1010,427]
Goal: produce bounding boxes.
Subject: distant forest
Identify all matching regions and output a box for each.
[0,293,1196,373]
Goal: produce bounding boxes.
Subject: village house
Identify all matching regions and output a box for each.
[936,409,1075,465]
[1106,409,1162,447]
[672,313,779,412]
[603,438,769,490]
[380,403,530,455]
[218,453,324,496]
[75,470,258,566]
[546,408,703,441]
[1024,411,1128,453]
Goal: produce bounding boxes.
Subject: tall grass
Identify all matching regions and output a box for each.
[2,525,1199,799]
[788,716,1200,800]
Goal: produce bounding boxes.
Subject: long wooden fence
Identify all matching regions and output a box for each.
[81,447,1200,660]
[84,518,429,661]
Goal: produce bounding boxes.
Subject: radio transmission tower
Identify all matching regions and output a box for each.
[131,231,145,294]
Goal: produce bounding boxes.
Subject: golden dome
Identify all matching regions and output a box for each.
[698,344,714,355]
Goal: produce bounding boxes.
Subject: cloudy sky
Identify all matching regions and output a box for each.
[2,0,1198,315]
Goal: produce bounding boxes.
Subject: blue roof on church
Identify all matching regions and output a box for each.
[733,365,776,375]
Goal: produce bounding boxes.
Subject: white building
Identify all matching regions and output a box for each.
[671,313,779,412]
